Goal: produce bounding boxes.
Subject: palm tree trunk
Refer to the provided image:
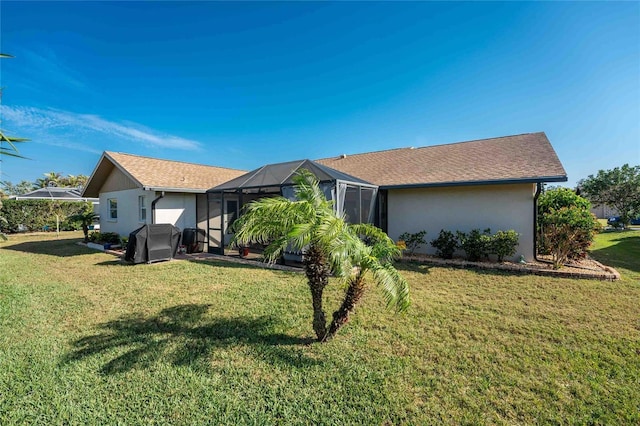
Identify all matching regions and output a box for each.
[303,244,330,341]
[324,274,366,341]
[82,224,89,243]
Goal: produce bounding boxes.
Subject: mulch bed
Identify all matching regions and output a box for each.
[400,253,620,281]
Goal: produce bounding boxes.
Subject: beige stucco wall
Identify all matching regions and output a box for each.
[99,187,149,237]
[387,183,536,261]
[154,193,197,232]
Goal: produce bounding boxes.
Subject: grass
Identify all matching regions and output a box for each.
[1,231,639,424]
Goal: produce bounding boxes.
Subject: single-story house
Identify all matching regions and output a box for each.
[82,152,245,238]
[316,132,566,260]
[84,132,567,261]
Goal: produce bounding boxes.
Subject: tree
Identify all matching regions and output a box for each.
[36,172,64,188]
[0,53,29,240]
[579,164,640,227]
[0,53,29,161]
[68,210,98,242]
[1,180,36,196]
[232,170,409,342]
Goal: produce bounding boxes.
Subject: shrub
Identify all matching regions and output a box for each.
[88,231,121,244]
[491,230,519,262]
[397,230,427,255]
[457,228,492,261]
[430,230,458,259]
[538,188,600,262]
[540,206,600,269]
[0,199,92,233]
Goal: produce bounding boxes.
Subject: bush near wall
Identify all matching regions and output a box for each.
[0,199,92,233]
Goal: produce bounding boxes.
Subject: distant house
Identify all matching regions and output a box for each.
[11,186,99,211]
[82,152,245,238]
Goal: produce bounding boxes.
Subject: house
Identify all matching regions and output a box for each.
[85,132,567,262]
[82,152,245,238]
[316,132,567,260]
[205,132,565,261]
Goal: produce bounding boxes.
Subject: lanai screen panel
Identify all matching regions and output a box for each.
[207,159,378,253]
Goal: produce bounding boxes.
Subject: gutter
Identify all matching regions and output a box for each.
[379,175,568,191]
[533,183,542,262]
[151,191,165,224]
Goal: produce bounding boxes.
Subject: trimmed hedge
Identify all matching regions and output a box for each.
[0,199,93,233]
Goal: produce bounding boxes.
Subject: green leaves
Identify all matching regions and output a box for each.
[231,168,410,334]
[580,164,640,226]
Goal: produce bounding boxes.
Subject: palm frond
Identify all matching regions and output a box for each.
[370,262,410,312]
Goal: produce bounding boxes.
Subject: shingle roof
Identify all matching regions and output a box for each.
[316,132,567,188]
[83,152,246,196]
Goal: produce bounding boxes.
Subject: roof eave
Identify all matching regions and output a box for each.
[380,175,568,190]
[143,187,207,194]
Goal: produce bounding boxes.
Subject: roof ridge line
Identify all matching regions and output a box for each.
[316,132,545,160]
[106,151,245,172]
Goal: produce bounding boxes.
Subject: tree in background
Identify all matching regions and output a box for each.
[0,53,29,240]
[538,188,600,268]
[34,172,89,189]
[579,164,640,227]
[1,180,36,196]
[68,210,98,242]
[232,170,409,342]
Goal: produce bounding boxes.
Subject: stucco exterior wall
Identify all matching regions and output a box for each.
[99,188,149,237]
[387,183,536,261]
[153,193,197,232]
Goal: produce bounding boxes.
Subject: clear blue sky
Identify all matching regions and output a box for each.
[1,1,638,188]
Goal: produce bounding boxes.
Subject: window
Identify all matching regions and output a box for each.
[108,199,118,220]
[138,195,147,222]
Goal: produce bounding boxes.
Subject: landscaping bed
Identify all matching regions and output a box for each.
[400,253,620,281]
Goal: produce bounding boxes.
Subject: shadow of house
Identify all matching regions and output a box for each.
[63,304,319,375]
[2,237,91,257]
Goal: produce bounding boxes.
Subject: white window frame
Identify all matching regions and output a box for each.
[108,198,118,221]
[138,195,147,222]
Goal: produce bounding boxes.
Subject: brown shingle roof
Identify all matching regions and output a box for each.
[316,132,566,187]
[83,152,246,196]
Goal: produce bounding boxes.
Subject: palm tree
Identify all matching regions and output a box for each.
[36,171,63,188]
[232,170,409,342]
[68,211,98,242]
[0,53,29,161]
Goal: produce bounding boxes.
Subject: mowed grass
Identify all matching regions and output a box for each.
[1,232,639,424]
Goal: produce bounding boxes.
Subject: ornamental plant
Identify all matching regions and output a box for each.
[538,188,600,261]
[430,230,458,259]
[397,230,427,256]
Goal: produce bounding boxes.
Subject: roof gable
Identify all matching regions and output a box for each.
[83,152,246,197]
[316,132,567,188]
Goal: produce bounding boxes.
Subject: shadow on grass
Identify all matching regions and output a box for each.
[1,237,90,257]
[590,235,640,275]
[63,304,319,374]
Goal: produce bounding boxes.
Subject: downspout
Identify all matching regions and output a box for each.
[151,191,165,224]
[533,183,542,261]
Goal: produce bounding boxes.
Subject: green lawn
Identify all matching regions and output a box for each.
[1,231,639,424]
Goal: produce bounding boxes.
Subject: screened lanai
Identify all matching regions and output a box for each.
[205,159,378,255]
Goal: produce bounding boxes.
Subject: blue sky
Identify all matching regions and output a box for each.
[1,1,638,188]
